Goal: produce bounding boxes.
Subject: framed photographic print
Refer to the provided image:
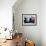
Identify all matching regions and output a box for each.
[22,14,37,26]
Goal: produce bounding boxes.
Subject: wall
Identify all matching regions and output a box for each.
[41,0,46,46]
[13,0,41,46]
[0,0,16,30]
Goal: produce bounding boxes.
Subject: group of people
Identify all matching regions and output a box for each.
[24,17,35,23]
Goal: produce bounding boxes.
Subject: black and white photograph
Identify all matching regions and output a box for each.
[22,14,37,26]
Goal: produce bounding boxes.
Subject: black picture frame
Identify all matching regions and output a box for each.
[22,14,37,26]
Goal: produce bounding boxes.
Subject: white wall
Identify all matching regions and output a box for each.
[0,0,16,30]
[13,0,41,46]
[41,0,46,46]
